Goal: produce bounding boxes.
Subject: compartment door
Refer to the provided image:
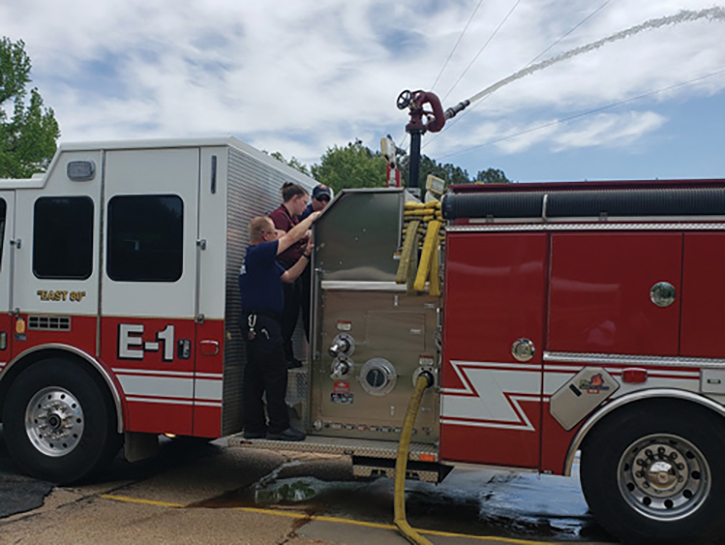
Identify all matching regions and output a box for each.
[549,233,682,356]
[100,148,200,436]
[680,233,725,358]
[441,232,547,469]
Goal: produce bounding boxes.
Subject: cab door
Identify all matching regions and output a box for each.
[0,192,14,370]
[99,148,200,436]
[12,153,102,358]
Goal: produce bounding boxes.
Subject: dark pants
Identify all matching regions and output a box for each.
[280,265,311,361]
[241,313,289,434]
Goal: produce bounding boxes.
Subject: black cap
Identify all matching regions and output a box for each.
[312,184,332,201]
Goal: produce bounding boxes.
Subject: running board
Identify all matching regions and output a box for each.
[228,435,449,483]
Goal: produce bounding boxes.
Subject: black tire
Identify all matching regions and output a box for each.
[3,358,121,484]
[580,400,725,544]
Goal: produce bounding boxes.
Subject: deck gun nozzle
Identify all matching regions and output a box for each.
[445,99,470,120]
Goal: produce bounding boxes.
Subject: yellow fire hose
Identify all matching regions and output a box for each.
[394,372,434,545]
[396,219,421,286]
[413,220,441,294]
[396,201,444,296]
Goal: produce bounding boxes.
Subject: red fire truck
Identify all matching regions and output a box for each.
[0,137,723,544]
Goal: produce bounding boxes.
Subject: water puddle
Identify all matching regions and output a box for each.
[193,458,614,542]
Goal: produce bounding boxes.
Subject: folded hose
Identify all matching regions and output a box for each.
[396,201,444,296]
[394,372,434,545]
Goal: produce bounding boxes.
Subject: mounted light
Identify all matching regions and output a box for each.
[67,160,96,181]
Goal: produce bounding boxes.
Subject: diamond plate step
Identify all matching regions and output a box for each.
[228,434,445,483]
[228,434,438,462]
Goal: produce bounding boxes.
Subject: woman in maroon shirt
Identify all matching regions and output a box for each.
[268,183,310,368]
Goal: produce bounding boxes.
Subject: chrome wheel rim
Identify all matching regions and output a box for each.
[25,387,84,457]
[618,433,710,521]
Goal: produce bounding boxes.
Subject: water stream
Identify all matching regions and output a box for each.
[465,7,725,105]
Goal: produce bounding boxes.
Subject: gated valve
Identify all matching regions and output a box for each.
[328,333,355,357]
[330,357,353,380]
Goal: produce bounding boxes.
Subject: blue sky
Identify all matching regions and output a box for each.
[3,0,724,183]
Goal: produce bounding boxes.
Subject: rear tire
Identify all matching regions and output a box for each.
[3,359,121,484]
[581,401,725,544]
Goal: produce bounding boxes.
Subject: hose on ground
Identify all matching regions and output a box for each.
[394,372,434,545]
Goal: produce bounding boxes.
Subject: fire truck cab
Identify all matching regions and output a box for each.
[0,137,316,481]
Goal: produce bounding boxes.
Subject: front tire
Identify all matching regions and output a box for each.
[3,359,120,484]
[581,401,725,544]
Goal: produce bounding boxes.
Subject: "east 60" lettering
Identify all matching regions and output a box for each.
[37,290,87,302]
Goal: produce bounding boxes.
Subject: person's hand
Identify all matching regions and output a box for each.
[305,237,314,255]
[310,211,322,222]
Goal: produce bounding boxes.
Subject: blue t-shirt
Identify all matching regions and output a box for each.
[298,203,313,221]
[238,240,286,314]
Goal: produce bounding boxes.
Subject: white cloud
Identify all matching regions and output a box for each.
[551,111,667,150]
[1,0,724,177]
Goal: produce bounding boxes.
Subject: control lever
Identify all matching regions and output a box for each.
[330,357,353,380]
[328,333,355,357]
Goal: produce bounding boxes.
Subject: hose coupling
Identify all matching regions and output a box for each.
[445,99,470,119]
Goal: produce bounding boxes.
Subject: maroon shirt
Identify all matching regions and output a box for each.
[268,204,306,266]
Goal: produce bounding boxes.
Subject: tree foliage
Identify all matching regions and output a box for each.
[400,153,471,188]
[268,151,311,177]
[270,138,510,192]
[310,140,386,193]
[475,167,511,184]
[0,37,60,178]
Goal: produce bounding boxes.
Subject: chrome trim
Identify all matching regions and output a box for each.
[321,280,408,292]
[449,221,725,233]
[563,388,725,476]
[544,351,725,368]
[448,461,539,474]
[229,433,438,461]
[97,149,107,359]
[2,343,124,433]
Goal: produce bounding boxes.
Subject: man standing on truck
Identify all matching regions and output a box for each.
[299,184,332,220]
[239,211,320,441]
[297,184,332,343]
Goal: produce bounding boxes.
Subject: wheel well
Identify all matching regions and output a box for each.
[0,348,123,433]
[565,389,725,475]
[583,398,721,449]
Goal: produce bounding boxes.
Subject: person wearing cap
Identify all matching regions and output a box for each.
[297,184,332,345]
[299,184,332,220]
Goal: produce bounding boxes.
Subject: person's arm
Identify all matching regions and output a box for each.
[281,241,312,284]
[277,211,320,255]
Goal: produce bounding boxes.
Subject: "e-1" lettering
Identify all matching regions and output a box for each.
[118,324,175,362]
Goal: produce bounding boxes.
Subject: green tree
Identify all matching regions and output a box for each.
[311,140,386,192]
[267,151,311,177]
[399,153,471,187]
[475,167,511,184]
[0,37,60,178]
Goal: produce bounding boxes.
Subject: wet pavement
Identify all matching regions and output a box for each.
[193,454,614,543]
[2,426,724,544]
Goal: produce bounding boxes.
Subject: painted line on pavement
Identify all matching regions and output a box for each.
[100,493,554,545]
